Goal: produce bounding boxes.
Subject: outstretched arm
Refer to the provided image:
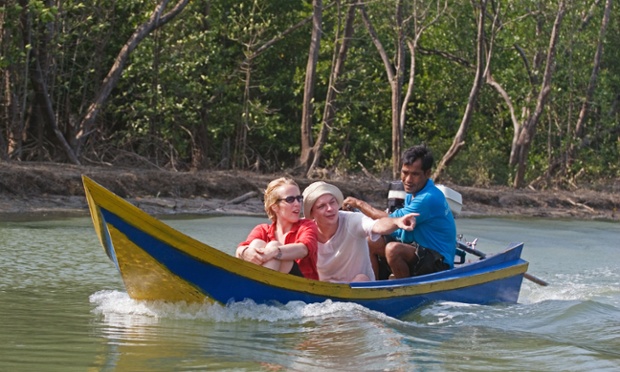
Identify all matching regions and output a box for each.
[371,213,418,235]
[343,196,388,220]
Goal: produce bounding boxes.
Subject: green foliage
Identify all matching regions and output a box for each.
[1,0,617,187]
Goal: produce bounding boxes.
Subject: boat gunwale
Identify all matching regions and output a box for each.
[84,175,528,302]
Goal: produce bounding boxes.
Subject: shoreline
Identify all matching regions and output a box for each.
[1,193,617,222]
[0,161,618,222]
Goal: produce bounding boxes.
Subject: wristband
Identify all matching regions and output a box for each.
[276,247,282,260]
[241,246,249,258]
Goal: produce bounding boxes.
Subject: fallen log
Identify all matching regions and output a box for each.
[226,191,258,205]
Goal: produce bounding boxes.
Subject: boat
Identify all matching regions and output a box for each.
[82,175,529,319]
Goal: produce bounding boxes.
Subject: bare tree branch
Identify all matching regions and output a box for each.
[307,0,357,178]
[299,0,323,172]
[76,0,189,154]
[433,0,488,181]
[513,1,566,187]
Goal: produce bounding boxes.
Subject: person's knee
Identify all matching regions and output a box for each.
[249,239,267,249]
[386,242,414,262]
[351,273,370,282]
[368,237,386,256]
[385,241,400,261]
[265,240,280,250]
[262,258,280,271]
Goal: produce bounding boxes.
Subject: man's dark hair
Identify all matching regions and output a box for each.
[402,145,433,171]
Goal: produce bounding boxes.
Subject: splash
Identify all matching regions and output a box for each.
[89,290,386,324]
[520,266,620,304]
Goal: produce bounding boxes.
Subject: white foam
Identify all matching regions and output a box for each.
[519,267,620,305]
[89,291,387,323]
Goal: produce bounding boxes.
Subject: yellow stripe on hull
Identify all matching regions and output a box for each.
[83,175,527,305]
[108,225,210,304]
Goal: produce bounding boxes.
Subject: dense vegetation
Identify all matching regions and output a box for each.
[1,0,618,189]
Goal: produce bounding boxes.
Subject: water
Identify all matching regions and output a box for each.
[0,215,618,371]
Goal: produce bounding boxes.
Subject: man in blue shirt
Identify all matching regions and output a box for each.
[343,145,456,279]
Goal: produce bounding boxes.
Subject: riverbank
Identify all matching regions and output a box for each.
[0,161,618,221]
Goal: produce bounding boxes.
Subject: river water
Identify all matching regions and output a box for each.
[0,215,618,371]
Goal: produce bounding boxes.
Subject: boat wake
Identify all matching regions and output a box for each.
[89,290,389,324]
[520,266,620,305]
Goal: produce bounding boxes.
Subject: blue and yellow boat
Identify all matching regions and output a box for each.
[83,175,529,318]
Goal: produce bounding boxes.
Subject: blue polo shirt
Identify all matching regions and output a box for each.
[389,179,457,267]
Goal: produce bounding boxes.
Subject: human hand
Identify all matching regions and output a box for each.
[342,196,361,211]
[245,246,267,265]
[398,213,418,231]
[267,245,281,261]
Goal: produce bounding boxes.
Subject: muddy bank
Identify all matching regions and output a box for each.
[0,161,618,221]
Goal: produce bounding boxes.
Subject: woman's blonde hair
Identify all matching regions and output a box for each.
[264,177,299,221]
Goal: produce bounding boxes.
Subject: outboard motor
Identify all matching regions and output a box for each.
[386,180,406,213]
[386,181,463,215]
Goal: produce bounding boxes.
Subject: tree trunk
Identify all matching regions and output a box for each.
[568,0,611,158]
[235,58,252,169]
[359,1,404,179]
[307,0,357,178]
[20,0,79,164]
[299,0,323,172]
[513,1,566,188]
[536,0,611,185]
[0,68,9,158]
[433,0,487,182]
[235,6,317,170]
[360,0,447,179]
[29,45,80,164]
[75,0,189,156]
[1,41,22,160]
[0,8,9,160]
[182,120,208,171]
[391,0,405,179]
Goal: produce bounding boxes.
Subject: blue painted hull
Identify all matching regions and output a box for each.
[83,176,528,318]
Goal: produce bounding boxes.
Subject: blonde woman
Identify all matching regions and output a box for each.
[236,177,319,279]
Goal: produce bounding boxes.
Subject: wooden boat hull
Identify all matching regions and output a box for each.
[83,176,528,318]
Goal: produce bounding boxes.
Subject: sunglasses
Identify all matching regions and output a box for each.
[278,195,303,204]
